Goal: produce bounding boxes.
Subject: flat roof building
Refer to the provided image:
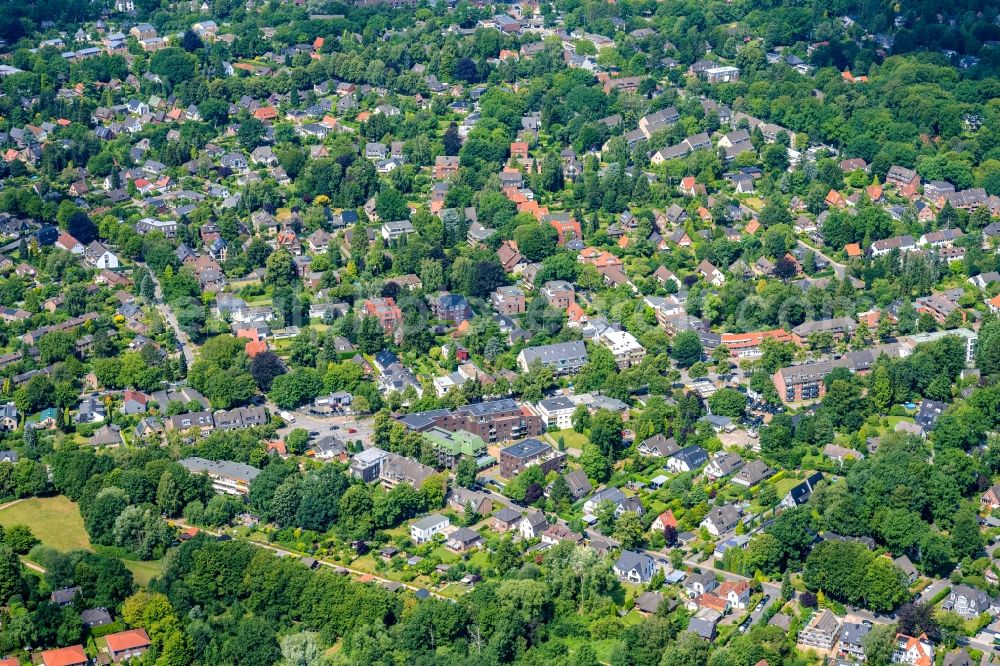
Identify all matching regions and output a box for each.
[498,438,565,479]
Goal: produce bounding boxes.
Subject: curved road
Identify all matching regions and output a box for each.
[797,239,847,279]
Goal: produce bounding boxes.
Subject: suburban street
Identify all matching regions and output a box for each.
[142,264,196,367]
[797,239,847,279]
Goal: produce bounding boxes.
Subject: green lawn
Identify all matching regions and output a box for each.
[544,429,588,451]
[565,637,619,663]
[0,496,163,585]
[770,477,801,498]
[437,583,467,599]
[885,416,914,431]
[124,559,165,586]
[0,496,92,552]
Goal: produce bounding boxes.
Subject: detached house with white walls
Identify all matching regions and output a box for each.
[411,514,449,544]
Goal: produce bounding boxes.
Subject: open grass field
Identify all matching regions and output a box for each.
[544,429,588,452]
[124,559,165,586]
[0,496,164,585]
[0,496,91,552]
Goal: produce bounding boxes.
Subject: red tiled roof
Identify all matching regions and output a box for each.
[41,645,88,666]
[245,340,268,358]
[106,628,151,654]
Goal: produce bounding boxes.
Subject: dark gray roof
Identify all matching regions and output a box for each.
[455,398,521,417]
[81,607,113,627]
[670,445,708,468]
[635,591,665,614]
[519,341,587,365]
[687,614,717,639]
[179,457,261,482]
[839,621,871,647]
[614,549,653,572]
[495,507,522,523]
[538,395,575,411]
[501,438,551,460]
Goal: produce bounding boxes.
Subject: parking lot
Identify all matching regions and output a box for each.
[275,408,374,447]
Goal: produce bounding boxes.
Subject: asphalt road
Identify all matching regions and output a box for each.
[797,239,847,279]
[143,265,196,367]
[272,404,374,444]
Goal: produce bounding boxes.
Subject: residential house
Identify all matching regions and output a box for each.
[363,297,403,332]
[491,286,525,315]
[798,609,842,649]
[55,232,84,254]
[944,585,991,617]
[381,220,414,241]
[688,609,720,640]
[76,395,107,424]
[635,591,667,616]
[705,452,744,480]
[422,428,486,469]
[379,453,435,489]
[638,434,680,458]
[519,511,548,540]
[434,155,460,180]
[942,651,974,666]
[40,646,89,666]
[349,447,390,483]
[599,329,646,369]
[652,509,678,532]
[540,280,575,310]
[51,586,82,606]
[535,395,576,430]
[121,389,149,415]
[493,507,523,533]
[411,514,449,543]
[613,550,655,584]
[667,445,709,473]
[701,504,741,536]
[731,460,773,487]
[892,633,934,666]
[432,293,473,322]
[685,571,718,598]
[583,487,643,518]
[870,235,917,257]
[447,527,483,552]
[981,483,1000,512]
[697,259,725,286]
[838,621,872,662]
[718,581,751,609]
[106,628,151,663]
[894,555,919,584]
[563,469,592,499]
[0,403,17,432]
[84,241,120,268]
[782,471,824,508]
